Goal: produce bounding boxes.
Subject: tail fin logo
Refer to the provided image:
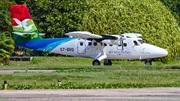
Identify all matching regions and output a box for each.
[13,18,36,32]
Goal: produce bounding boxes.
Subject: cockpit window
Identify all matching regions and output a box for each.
[121,35,124,37]
[133,41,138,46]
[138,40,144,44]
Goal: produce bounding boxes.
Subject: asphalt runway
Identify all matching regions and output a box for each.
[1,88,180,101]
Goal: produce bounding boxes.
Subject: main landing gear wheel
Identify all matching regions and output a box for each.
[92,60,101,66]
[104,60,112,66]
[145,59,152,66]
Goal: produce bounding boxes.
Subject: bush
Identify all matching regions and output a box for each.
[81,0,180,62]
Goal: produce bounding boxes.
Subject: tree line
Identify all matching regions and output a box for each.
[0,0,180,64]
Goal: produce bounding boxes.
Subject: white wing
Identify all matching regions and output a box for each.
[65,31,118,43]
[65,31,102,39]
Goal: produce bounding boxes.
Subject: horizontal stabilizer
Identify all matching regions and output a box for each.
[13,32,35,36]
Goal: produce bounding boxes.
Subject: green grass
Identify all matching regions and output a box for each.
[1,56,180,89]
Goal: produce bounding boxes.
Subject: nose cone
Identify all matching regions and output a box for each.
[158,48,168,57]
[143,44,168,58]
[151,46,168,58]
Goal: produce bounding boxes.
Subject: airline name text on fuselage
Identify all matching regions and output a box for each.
[108,50,131,55]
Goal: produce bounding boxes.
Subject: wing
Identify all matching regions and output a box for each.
[65,31,119,61]
[65,31,118,42]
[65,31,102,39]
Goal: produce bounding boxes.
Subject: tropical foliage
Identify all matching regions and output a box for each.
[0,0,180,63]
[25,0,180,62]
[0,0,14,33]
[0,32,14,65]
[82,0,180,62]
[26,0,90,38]
[160,0,180,25]
[0,0,15,65]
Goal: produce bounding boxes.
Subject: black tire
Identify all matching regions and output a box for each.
[104,62,108,66]
[93,60,101,66]
[103,60,112,66]
[145,60,152,66]
[108,60,112,66]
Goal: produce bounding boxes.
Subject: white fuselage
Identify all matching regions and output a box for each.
[51,37,168,61]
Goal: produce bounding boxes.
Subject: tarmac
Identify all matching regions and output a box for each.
[1,88,180,101]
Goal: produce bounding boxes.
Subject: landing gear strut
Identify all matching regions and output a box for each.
[104,59,112,66]
[92,60,101,66]
[145,59,152,66]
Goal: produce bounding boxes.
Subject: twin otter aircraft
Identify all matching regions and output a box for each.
[10,4,168,66]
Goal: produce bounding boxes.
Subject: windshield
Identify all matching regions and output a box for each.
[138,39,144,44]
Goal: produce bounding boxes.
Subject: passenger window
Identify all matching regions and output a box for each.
[104,43,107,46]
[80,42,83,46]
[88,42,92,46]
[109,44,113,46]
[93,42,97,46]
[123,43,127,47]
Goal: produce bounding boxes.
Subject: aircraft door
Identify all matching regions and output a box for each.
[77,41,86,54]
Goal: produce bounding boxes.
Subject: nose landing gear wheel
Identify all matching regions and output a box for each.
[92,60,101,66]
[145,59,152,66]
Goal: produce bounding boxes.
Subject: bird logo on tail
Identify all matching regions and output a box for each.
[13,18,34,32]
